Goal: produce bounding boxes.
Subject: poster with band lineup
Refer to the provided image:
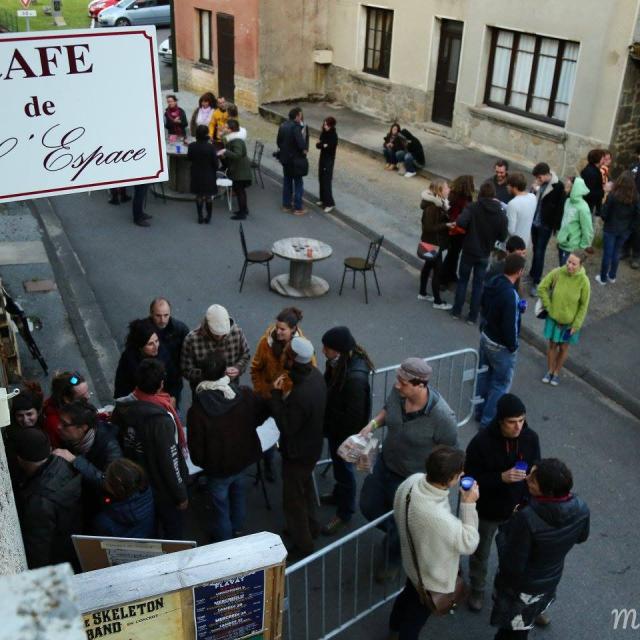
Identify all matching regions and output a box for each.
[193,570,266,640]
[83,592,183,639]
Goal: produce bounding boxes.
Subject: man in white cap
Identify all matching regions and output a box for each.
[270,336,326,557]
[359,357,459,579]
[180,304,250,391]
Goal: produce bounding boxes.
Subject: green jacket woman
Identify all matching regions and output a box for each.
[556,177,593,264]
[223,132,252,182]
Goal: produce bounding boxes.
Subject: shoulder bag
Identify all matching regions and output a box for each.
[404,486,468,615]
[417,241,439,261]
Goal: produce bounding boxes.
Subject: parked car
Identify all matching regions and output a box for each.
[158,37,173,65]
[88,0,118,19]
[98,0,170,27]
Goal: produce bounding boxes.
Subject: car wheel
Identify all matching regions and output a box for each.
[115,18,130,26]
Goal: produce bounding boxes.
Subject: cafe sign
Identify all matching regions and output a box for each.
[0,27,167,203]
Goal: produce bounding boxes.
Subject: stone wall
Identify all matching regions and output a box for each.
[326,65,429,124]
[451,104,605,177]
[610,58,640,176]
[177,59,260,113]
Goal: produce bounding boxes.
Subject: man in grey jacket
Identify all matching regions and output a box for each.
[359,357,459,577]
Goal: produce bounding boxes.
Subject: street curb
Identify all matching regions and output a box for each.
[520,325,640,420]
[29,198,119,406]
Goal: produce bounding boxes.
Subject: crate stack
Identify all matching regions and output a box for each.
[0,280,21,385]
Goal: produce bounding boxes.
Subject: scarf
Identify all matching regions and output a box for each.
[166,106,184,136]
[196,376,236,400]
[196,106,213,127]
[133,387,187,450]
[70,427,96,455]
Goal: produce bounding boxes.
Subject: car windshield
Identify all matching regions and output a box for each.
[116,0,130,7]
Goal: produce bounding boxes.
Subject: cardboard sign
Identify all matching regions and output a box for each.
[83,592,184,640]
[0,27,167,203]
[193,570,265,640]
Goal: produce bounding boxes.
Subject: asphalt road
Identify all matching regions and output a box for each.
[43,177,640,639]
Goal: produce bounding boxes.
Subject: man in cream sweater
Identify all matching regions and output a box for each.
[389,445,480,640]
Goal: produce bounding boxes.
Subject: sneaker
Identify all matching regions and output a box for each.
[530,285,538,297]
[281,206,293,212]
[466,318,476,326]
[450,312,461,320]
[417,294,434,302]
[549,374,559,387]
[315,200,323,206]
[608,277,616,284]
[384,164,395,171]
[542,372,552,384]
[384,163,392,170]
[324,206,334,213]
[595,275,607,285]
[631,260,640,270]
[293,209,307,216]
[433,302,453,311]
[404,172,417,178]
[321,516,348,536]
[535,613,551,627]
[467,591,484,612]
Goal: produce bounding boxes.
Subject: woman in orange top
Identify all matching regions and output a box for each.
[250,307,313,480]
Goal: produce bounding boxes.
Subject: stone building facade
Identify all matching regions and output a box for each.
[174,0,640,175]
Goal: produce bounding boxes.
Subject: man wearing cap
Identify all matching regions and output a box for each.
[181,304,251,391]
[464,393,541,613]
[359,357,458,575]
[149,297,190,408]
[320,327,374,535]
[12,428,82,569]
[270,336,326,557]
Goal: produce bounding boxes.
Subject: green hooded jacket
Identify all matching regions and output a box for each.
[557,177,593,251]
[538,264,591,330]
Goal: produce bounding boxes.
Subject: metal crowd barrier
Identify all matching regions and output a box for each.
[284,511,401,640]
[294,348,481,638]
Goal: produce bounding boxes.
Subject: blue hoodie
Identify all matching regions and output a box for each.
[480,274,521,352]
[92,486,156,539]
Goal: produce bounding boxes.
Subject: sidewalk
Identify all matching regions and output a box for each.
[164,89,640,418]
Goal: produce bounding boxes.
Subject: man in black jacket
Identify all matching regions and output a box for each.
[465,394,541,612]
[276,107,309,215]
[491,458,589,638]
[53,400,122,528]
[187,353,269,542]
[149,297,190,408]
[398,128,426,178]
[476,254,526,428]
[13,428,82,569]
[271,336,326,557]
[112,358,189,539]
[452,181,508,323]
[529,162,565,296]
[320,327,373,535]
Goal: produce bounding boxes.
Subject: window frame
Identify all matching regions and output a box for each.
[484,27,578,126]
[197,9,212,66]
[362,6,394,78]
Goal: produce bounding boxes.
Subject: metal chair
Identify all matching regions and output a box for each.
[339,235,384,304]
[239,223,274,292]
[216,170,233,212]
[250,140,265,189]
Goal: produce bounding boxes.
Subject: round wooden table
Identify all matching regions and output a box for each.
[271,237,333,297]
[167,139,190,193]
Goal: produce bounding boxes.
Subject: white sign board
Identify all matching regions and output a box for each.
[0,27,167,203]
[16,10,36,17]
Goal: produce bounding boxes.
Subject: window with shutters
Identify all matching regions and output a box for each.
[363,7,393,78]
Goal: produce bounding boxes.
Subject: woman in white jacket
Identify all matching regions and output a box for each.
[389,445,480,640]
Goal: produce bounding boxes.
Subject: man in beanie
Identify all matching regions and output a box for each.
[359,357,458,578]
[13,428,82,569]
[320,327,374,535]
[181,304,251,391]
[270,336,326,557]
[465,393,541,612]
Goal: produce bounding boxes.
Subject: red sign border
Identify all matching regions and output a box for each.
[0,29,166,201]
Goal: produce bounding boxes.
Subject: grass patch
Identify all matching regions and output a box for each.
[0,0,92,31]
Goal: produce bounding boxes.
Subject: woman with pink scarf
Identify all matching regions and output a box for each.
[164,94,188,139]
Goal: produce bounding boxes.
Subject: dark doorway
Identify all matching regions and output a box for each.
[432,19,463,127]
[216,13,235,103]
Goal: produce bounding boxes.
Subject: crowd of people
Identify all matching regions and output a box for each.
[3,288,593,638]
